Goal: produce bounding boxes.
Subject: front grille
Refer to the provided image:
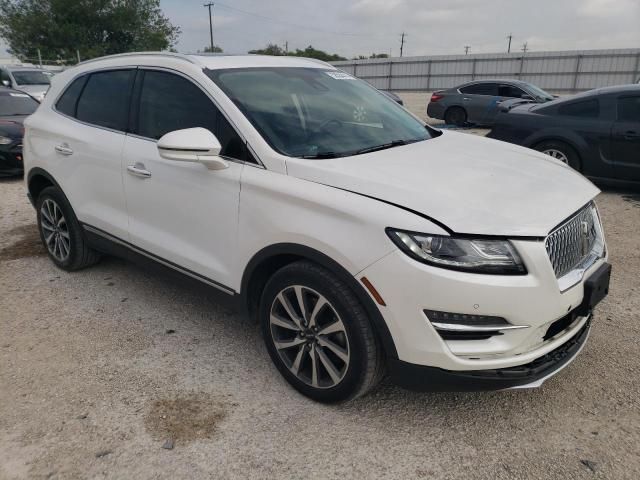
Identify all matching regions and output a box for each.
[545,203,601,279]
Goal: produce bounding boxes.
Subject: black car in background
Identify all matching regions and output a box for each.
[0,88,38,177]
[427,79,555,126]
[487,85,640,186]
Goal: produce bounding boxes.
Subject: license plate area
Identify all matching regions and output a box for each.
[576,262,611,316]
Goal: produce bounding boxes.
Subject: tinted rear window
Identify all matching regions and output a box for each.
[55,76,87,117]
[76,70,134,131]
[558,99,599,118]
[460,83,498,95]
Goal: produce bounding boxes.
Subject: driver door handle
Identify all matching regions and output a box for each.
[54,144,73,156]
[127,163,152,178]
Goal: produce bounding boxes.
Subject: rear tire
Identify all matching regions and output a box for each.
[36,186,101,271]
[259,261,384,403]
[534,140,581,171]
[444,106,467,126]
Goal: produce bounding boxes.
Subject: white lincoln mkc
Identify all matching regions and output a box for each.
[23,53,611,402]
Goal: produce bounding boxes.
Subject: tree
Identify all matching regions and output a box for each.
[0,0,180,63]
[248,43,285,56]
[203,45,223,53]
[369,53,389,58]
[249,43,347,62]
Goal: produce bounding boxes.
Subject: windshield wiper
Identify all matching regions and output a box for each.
[353,139,412,156]
[301,151,342,159]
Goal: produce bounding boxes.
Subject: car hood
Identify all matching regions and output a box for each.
[0,115,26,138]
[286,131,600,237]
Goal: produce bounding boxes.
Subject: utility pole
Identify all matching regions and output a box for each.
[284,41,288,54]
[464,45,470,55]
[521,42,528,54]
[507,34,512,53]
[204,3,215,52]
[76,50,81,63]
[37,48,42,68]
[400,32,406,57]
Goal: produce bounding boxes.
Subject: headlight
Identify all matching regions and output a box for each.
[0,136,13,145]
[386,229,526,275]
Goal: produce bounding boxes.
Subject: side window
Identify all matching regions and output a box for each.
[460,83,498,96]
[55,76,87,117]
[617,96,640,122]
[499,85,526,98]
[558,99,600,118]
[76,69,134,131]
[137,70,251,161]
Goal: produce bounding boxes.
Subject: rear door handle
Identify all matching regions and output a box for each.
[462,97,471,101]
[623,131,640,140]
[127,163,152,178]
[54,144,73,155]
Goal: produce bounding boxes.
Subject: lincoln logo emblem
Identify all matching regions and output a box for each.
[580,221,590,256]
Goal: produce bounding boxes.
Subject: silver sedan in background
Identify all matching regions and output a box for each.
[427,79,555,126]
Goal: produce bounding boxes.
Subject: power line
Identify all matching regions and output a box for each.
[204,3,214,51]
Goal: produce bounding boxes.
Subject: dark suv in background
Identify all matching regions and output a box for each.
[427,79,555,126]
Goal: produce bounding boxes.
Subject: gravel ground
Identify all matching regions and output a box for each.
[1,177,639,480]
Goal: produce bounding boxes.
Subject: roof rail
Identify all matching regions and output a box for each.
[78,51,199,67]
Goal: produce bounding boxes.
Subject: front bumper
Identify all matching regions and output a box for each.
[389,316,591,391]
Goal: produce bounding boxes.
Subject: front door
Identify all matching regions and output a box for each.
[122,69,248,291]
[611,95,640,182]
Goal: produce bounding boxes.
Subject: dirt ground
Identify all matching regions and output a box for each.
[1,177,639,480]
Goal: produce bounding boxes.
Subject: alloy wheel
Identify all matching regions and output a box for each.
[269,285,350,389]
[40,198,71,262]
[542,148,569,164]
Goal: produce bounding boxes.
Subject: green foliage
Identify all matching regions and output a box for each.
[369,53,389,58]
[203,45,223,53]
[0,0,180,63]
[249,44,347,62]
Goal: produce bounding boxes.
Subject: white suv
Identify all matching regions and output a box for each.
[23,53,611,402]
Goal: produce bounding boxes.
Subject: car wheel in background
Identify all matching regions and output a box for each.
[259,260,384,403]
[534,140,581,171]
[444,106,467,126]
[36,186,101,271]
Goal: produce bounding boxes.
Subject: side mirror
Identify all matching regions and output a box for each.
[1,79,10,87]
[157,127,228,170]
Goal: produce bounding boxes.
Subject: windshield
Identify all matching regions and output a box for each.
[11,70,51,86]
[206,67,432,158]
[525,83,554,101]
[0,92,39,115]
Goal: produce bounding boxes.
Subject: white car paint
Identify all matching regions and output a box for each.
[23,53,608,390]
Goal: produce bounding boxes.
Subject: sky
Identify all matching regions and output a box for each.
[1,0,639,59]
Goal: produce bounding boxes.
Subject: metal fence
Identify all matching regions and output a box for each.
[332,48,640,93]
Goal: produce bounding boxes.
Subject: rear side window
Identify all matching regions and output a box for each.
[55,76,87,117]
[558,99,599,118]
[136,70,251,161]
[76,69,134,131]
[460,83,498,95]
[499,85,526,98]
[617,96,640,122]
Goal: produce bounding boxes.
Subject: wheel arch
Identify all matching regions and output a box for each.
[240,243,398,359]
[27,167,63,206]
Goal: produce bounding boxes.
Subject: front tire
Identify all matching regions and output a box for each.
[534,140,581,171]
[36,186,100,271]
[259,261,383,402]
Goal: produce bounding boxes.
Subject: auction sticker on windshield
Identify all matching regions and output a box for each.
[325,71,355,80]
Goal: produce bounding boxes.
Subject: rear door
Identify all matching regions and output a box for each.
[459,82,499,124]
[122,68,248,290]
[611,95,640,182]
[46,69,134,239]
